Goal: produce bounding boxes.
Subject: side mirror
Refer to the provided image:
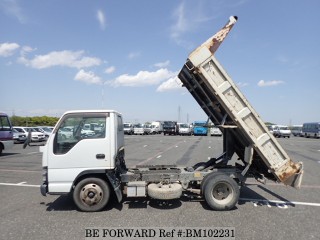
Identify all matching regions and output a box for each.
[23,129,32,149]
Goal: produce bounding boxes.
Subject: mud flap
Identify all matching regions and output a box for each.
[106,171,123,203]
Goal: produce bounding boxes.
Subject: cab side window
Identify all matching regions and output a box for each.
[117,115,123,132]
[54,115,106,155]
[0,116,12,131]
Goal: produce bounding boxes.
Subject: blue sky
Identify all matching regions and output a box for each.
[1,0,319,125]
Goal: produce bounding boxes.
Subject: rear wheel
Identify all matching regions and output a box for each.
[202,173,239,211]
[73,177,110,212]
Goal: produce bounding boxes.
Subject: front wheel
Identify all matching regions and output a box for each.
[202,173,239,211]
[73,177,110,212]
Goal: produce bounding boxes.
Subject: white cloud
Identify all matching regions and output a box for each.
[96,9,106,30]
[257,80,284,87]
[170,2,193,48]
[18,50,101,69]
[170,2,215,49]
[0,42,20,57]
[0,0,26,24]
[154,60,170,68]
[110,68,176,87]
[127,51,141,59]
[105,66,115,74]
[171,2,188,39]
[74,69,102,85]
[276,55,289,64]
[20,45,36,56]
[156,76,183,92]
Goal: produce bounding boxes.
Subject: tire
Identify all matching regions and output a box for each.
[0,144,3,155]
[202,173,240,211]
[73,177,110,212]
[200,172,226,195]
[148,183,182,200]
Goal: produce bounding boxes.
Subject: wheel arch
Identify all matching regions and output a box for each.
[72,169,108,188]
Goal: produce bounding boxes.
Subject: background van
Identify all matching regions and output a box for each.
[273,125,291,138]
[302,122,320,138]
[0,112,14,155]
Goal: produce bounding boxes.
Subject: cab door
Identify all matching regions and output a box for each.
[46,112,111,193]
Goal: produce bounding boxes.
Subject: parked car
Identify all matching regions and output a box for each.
[150,121,163,134]
[82,123,102,134]
[210,126,222,136]
[177,123,191,135]
[143,124,152,135]
[13,127,45,142]
[12,128,27,143]
[267,125,276,135]
[81,128,95,137]
[123,123,134,135]
[133,123,144,135]
[291,125,303,137]
[37,126,54,134]
[193,121,208,136]
[58,127,74,140]
[33,127,52,140]
[273,125,291,138]
[163,121,178,135]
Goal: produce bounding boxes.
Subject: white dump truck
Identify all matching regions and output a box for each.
[40,16,303,212]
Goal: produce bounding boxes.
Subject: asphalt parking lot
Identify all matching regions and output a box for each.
[0,135,319,240]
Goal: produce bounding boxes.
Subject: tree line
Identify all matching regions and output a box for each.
[10,116,59,127]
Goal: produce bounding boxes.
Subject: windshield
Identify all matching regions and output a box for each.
[180,124,188,128]
[194,122,206,127]
[123,124,131,128]
[164,122,175,127]
[280,127,289,130]
[14,128,24,133]
[30,128,40,132]
[42,127,53,132]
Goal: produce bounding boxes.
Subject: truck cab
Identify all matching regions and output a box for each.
[177,123,191,135]
[163,121,178,135]
[123,122,134,135]
[193,121,208,136]
[150,121,163,134]
[41,110,125,197]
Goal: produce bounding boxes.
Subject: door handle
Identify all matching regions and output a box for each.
[96,154,105,159]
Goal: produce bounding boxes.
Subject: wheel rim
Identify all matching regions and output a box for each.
[212,182,234,204]
[80,183,103,206]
